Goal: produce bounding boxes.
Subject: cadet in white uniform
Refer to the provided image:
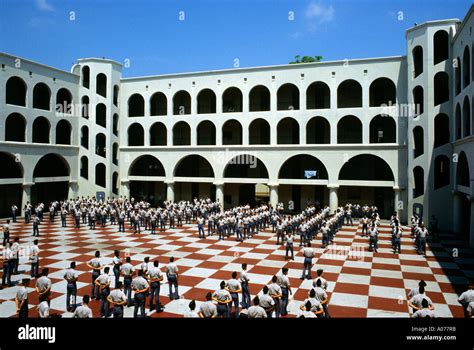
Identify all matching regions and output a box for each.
[132,270,149,318]
[73,295,93,318]
[458,284,474,318]
[95,266,111,318]
[148,260,164,312]
[240,263,251,309]
[108,282,127,318]
[247,296,267,318]
[166,256,179,300]
[199,292,218,318]
[301,243,315,280]
[184,300,199,318]
[213,280,232,318]
[120,256,135,306]
[63,262,79,312]
[16,278,30,318]
[87,250,102,300]
[226,271,242,318]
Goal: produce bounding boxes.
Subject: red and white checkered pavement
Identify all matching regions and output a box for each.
[1,216,472,318]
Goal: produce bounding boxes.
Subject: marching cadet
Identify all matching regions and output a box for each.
[87,250,102,300]
[259,285,276,318]
[313,269,328,291]
[95,266,111,317]
[285,231,294,260]
[177,208,183,227]
[73,295,93,318]
[301,242,315,280]
[212,280,232,318]
[60,208,67,227]
[32,215,40,237]
[2,220,10,246]
[240,263,251,309]
[198,292,218,318]
[368,224,378,253]
[140,256,150,276]
[360,216,369,236]
[197,215,205,238]
[299,301,317,318]
[75,210,81,228]
[160,210,166,232]
[36,268,51,304]
[313,278,330,317]
[276,219,284,245]
[416,224,429,256]
[16,278,30,318]
[247,296,267,318]
[118,210,125,232]
[147,260,164,312]
[267,275,282,318]
[88,208,96,230]
[38,298,50,318]
[120,256,135,306]
[320,222,330,248]
[412,298,436,318]
[112,250,122,288]
[184,300,199,318]
[302,289,323,317]
[132,270,149,318]
[150,213,157,234]
[392,225,402,254]
[277,267,292,316]
[11,237,19,275]
[458,284,474,318]
[1,242,13,287]
[166,256,179,300]
[225,271,242,318]
[409,285,433,313]
[30,239,40,278]
[108,281,127,318]
[64,262,78,312]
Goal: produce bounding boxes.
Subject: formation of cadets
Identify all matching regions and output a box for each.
[1,198,473,318]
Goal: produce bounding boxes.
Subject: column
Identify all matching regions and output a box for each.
[68,181,78,199]
[21,183,33,208]
[166,181,175,202]
[269,184,279,208]
[121,180,130,199]
[328,185,339,213]
[215,183,224,210]
[452,190,461,234]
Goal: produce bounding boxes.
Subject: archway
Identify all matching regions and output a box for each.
[32,154,70,204]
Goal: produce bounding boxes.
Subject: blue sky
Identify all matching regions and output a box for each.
[0,0,472,77]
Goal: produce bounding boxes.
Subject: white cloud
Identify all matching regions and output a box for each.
[36,0,55,12]
[305,1,335,23]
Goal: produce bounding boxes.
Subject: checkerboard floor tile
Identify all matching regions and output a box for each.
[1,217,472,318]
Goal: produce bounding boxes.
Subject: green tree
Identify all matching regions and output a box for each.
[289,55,323,64]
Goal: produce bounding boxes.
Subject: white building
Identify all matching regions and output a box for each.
[0,6,473,247]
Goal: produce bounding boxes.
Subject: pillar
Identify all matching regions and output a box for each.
[21,183,33,208]
[328,185,339,213]
[452,190,461,234]
[121,180,130,199]
[166,181,175,202]
[68,181,78,199]
[215,183,224,211]
[269,184,279,208]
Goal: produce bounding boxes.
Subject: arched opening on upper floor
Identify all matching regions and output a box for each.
[95,133,106,158]
[82,66,90,89]
[463,45,471,89]
[113,85,119,106]
[434,155,450,190]
[33,83,51,110]
[56,88,73,114]
[81,96,89,119]
[277,117,299,144]
[249,85,270,112]
[80,156,88,179]
[222,119,243,145]
[455,57,461,95]
[277,83,300,110]
[463,96,471,138]
[173,121,191,145]
[150,92,167,116]
[5,76,27,107]
[369,115,396,143]
[222,87,243,113]
[197,120,216,145]
[337,79,362,108]
[56,119,72,145]
[456,151,470,187]
[128,93,145,117]
[434,71,449,106]
[413,85,424,116]
[197,89,216,114]
[306,81,330,109]
[173,90,191,115]
[279,154,328,179]
[456,103,462,140]
[150,122,167,146]
[339,154,394,181]
[175,155,214,177]
[413,126,424,159]
[433,30,449,65]
[96,103,107,128]
[413,166,424,198]
[32,116,50,144]
[95,163,106,188]
[5,113,26,142]
[96,73,107,98]
[369,78,396,107]
[412,46,423,78]
[113,113,119,136]
[128,123,144,146]
[306,116,330,144]
[129,155,166,176]
[249,118,270,145]
[434,113,449,148]
[112,143,119,165]
[81,126,89,149]
[112,172,119,195]
[337,115,362,144]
